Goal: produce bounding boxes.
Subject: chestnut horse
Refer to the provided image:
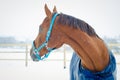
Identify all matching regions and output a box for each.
[30,4,116,80]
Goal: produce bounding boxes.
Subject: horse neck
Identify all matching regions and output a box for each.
[59,25,109,71]
[60,25,99,54]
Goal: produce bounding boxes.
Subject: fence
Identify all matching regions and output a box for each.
[0,43,120,67]
[0,43,30,67]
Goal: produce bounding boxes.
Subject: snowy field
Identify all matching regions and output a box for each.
[0,61,70,80]
[0,47,120,80]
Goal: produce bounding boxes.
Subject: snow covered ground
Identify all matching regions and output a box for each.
[0,60,120,80]
[0,60,70,80]
[0,47,120,80]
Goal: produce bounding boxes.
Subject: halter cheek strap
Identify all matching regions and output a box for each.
[32,13,59,60]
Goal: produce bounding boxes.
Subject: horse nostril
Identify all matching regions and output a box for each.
[30,48,35,60]
[30,48,33,55]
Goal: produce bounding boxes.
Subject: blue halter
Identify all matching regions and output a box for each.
[32,13,59,60]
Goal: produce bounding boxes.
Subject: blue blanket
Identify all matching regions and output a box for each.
[70,51,116,80]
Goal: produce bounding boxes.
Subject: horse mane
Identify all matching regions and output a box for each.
[57,13,100,38]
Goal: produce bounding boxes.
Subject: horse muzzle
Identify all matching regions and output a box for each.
[30,48,39,62]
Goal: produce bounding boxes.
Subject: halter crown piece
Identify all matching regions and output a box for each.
[32,13,59,60]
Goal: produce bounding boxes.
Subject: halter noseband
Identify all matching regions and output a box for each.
[32,13,59,60]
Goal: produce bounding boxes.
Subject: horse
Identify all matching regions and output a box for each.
[30,4,116,80]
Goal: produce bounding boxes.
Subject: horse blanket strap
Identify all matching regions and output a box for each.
[32,13,59,60]
[70,50,116,80]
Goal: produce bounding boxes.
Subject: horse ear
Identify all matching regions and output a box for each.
[53,5,57,12]
[45,4,51,17]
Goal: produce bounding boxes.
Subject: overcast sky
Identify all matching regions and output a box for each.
[0,0,120,41]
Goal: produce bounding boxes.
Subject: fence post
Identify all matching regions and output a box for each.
[25,44,28,67]
[63,45,66,69]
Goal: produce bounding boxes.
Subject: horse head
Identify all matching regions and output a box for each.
[30,4,64,61]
